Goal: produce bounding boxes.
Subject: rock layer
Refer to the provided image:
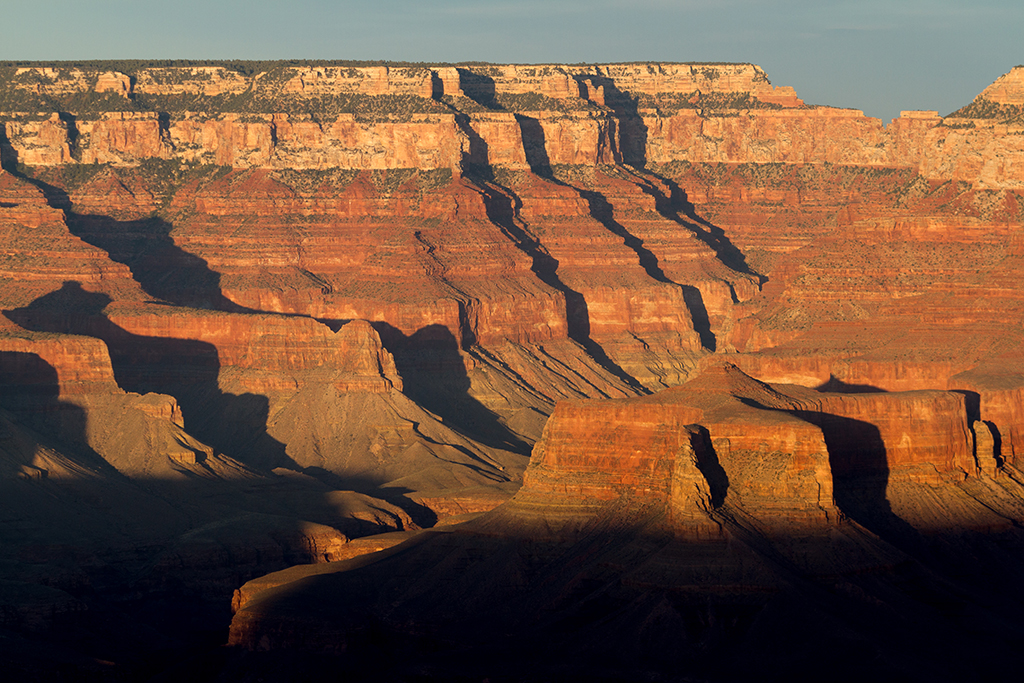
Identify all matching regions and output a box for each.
[226,364,1024,682]
[5,64,1023,187]
[2,61,1024,680]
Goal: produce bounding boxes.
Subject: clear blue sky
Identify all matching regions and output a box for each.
[3,0,1021,122]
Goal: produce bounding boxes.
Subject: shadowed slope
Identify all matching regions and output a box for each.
[228,363,1024,681]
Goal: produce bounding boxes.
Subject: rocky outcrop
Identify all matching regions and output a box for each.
[782,384,976,481]
[0,327,221,477]
[976,66,1024,106]
[526,362,995,536]
[226,363,1024,681]
[102,306,403,391]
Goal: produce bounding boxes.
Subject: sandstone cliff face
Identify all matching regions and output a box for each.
[4,61,1024,679]
[526,362,1001,538]
[0,326,226,478]
[973,65,1024,106]
[103,306,402,391]
[5,63,1020,188]
[782,385,976,480]
[226,363,1024,682]
[0,326,122,396]
[645,107,887,166]
[526,364,838,532]
[0,170,145,306]
[4,62,1023,483]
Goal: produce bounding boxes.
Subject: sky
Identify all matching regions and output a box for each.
[2,0,1022,122]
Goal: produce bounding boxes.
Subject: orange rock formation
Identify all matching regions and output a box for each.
[3,60,1024,680]
[226,362,1024,681]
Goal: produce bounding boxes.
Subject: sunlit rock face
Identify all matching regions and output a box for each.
[227,363,1024,681]
[2,61,1024,680]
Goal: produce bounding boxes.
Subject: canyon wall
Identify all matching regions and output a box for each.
[227,362,1024,682]
[3,61,1024,678]
[3,60,1023,480]
[525,362,983,534]
[4,63,1022,187]
[4,60,1024,483]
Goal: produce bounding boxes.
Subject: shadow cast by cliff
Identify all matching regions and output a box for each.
[0,125,18,171]
[457,69,502,110]
[465,161,648,390]
[581,78,762,283]
[4,282,296,471]
[368,322,532,454]
[515,112,720,353]
[791,408,920,542]
[689,424,729,508]
[815,375,887,394]
[4,168,252,312]
[0,350,118,476]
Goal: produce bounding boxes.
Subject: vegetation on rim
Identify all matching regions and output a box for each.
[636,91,786,114]
[948,97,1024,124]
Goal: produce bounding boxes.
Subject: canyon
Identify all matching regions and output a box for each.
[2,60,1024,680]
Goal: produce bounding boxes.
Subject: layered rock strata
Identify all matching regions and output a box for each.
[4,63,1022,187]
[227,363,1024,681]
[2,61,1024,680]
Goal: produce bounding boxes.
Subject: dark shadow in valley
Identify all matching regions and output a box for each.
[299,468,438,530]
[201,493,1024,683]
[671,178,762,279]
[457,69,502,110]
[736,394,917,542]
[790,408,920,542]
[440,84,494,177]
[462,160,646,391]
[575,75,760,283]
[0,467,422,683]
[0,124,18,171]
[815,375,887,394]
[58,112,80,156]
[633,165,763,284]
[71,213,254,311]
[984,421,1004,467]
[454,114,491,170]
[0,350,118,476]
[4,281,296,471]
[689,424,728,507]
[572,74,648,167]
[374,85,642,390]
[953,390,1006,469]
[3,169,253,312]
[369,322,533,454]
[951,389,981,423]
[680,285,716,351]
[516,111,720,354]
